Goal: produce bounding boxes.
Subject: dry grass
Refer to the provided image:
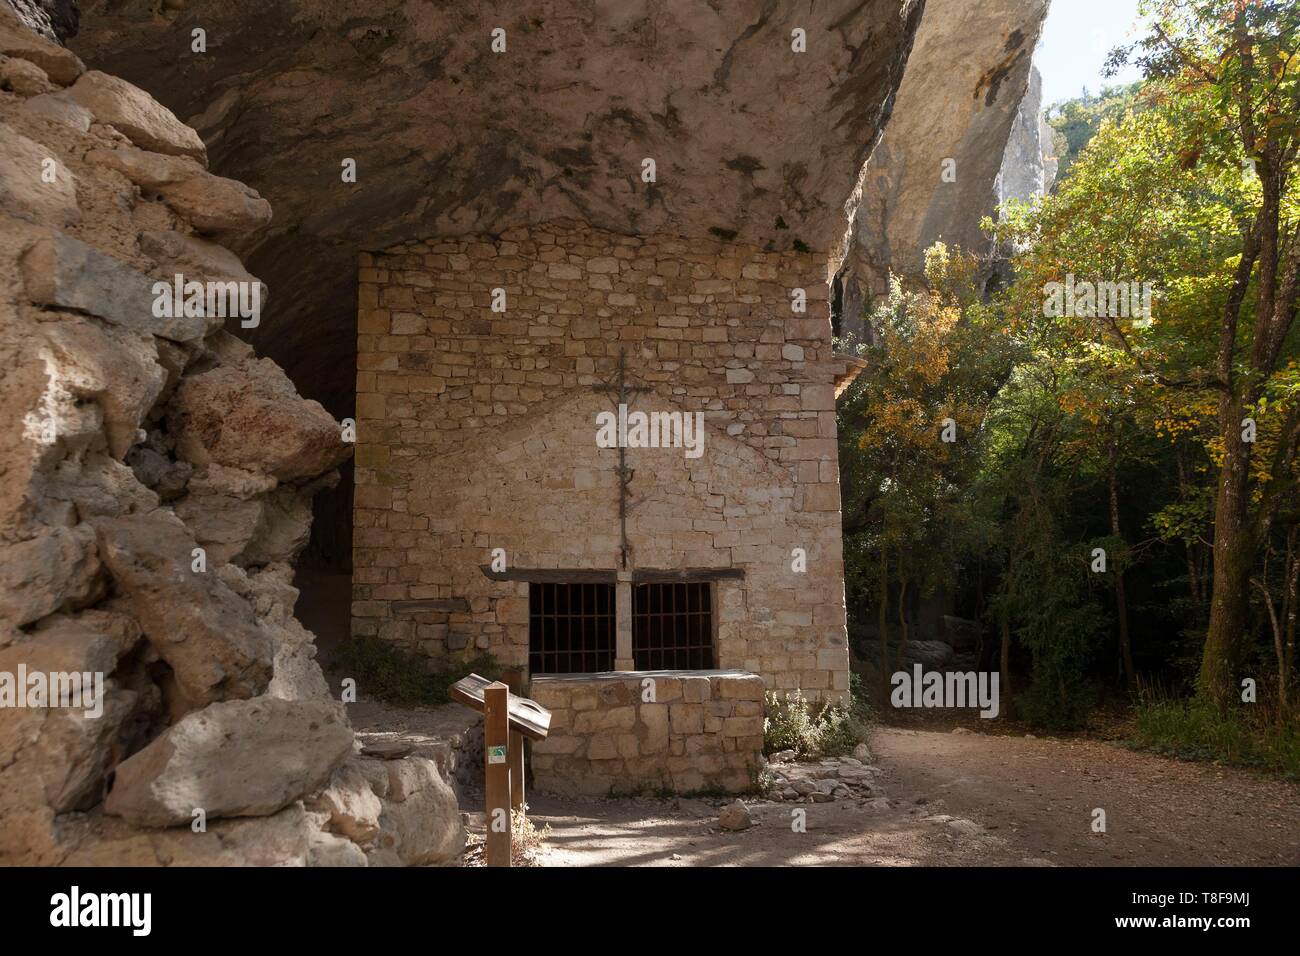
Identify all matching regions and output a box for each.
[462,808,552,866]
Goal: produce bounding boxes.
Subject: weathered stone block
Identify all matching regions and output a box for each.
[669,702,704,734]
[682,676,711,703]
[169,358,350,481]
[0,125,79,226]
[22,234,206,342]
[717,674,765,700]
[67,71,206,161]
[105,697,352,826]
[88,146,270,235]
[0,7,84,84]
[94,511,273,706]
[0,525,101,627]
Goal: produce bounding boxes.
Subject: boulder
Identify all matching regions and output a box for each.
[0,124,79,226]
[174,483,314,569]
[172,492,262,566]
[41,319,167,459]
[87,147,271,236]
[0,53,54,94]
[104,696,353,827]
[0,524,101,627]
[18,91,93,131]
[0,5,82,84]
[306,762,382,843]
[93,511,273,707]
[62,803,366,867]
[939,615,982,651]
[169,358,351,481]
[719,800,753,831]
[0,612,140,815]
[138,229,262,288]
[902,639,954,668]
[65,71,206,162]
[21,233,207,342]
[45,453,160,521]
[218,563,331,702]
[369,757,464,866]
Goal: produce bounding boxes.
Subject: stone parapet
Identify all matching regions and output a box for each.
[528,670,765,796]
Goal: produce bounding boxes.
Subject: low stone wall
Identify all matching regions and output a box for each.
[528,670,765,796]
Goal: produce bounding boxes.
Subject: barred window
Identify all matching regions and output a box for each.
[633,582,715,670]
[528,582,616,674]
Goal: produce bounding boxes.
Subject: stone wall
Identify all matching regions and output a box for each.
[353,219,850,701]
[528,671,765,796]
[0,7,461,866]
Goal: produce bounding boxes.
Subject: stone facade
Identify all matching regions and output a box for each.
[529,671,765,796]
[352,220,851,702]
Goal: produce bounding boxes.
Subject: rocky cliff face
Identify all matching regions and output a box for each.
[0,5,462,865]
[834,0,1050,341]
[4,0,75,42]
[996,65,1056,206]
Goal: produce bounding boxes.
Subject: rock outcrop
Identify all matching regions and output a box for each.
[834,0,1050,341]
[0,6,462,866]
[996,65,1056,206]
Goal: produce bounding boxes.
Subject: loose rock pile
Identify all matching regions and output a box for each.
[765,750,888,806]
[0,9,463,865]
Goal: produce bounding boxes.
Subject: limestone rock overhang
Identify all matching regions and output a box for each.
[70,0,926,418]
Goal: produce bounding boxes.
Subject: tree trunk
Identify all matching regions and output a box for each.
[895,570,909,671]
[1280,532,1298,721]
[1176,448,1204,611]
[1108,442,1135,690]
[1200,403,1256,708]
[878,543,889,698]
[999,610,1012,714]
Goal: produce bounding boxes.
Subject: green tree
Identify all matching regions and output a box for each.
[838,247,1012,692]
[1116,0,1300,707]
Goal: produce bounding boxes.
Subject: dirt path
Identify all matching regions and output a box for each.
[527,726,1300,866]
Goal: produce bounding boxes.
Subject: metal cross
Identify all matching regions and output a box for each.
[589,349,649,569]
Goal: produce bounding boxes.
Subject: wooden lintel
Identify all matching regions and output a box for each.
[478,566,617,584]
[478,566,744,585]
[632,567,745,583]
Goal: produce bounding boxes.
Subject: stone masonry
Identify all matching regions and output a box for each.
[528,671,765,796]
[353,220,851,702]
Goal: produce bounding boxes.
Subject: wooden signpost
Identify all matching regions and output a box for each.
[449,674,552,867]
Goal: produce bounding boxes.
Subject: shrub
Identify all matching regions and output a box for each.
[1014,671,1097,731]
[763,676,871,758]
[1132,695,1300,780]
[331,634,500,707]
[764,689,821,756]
